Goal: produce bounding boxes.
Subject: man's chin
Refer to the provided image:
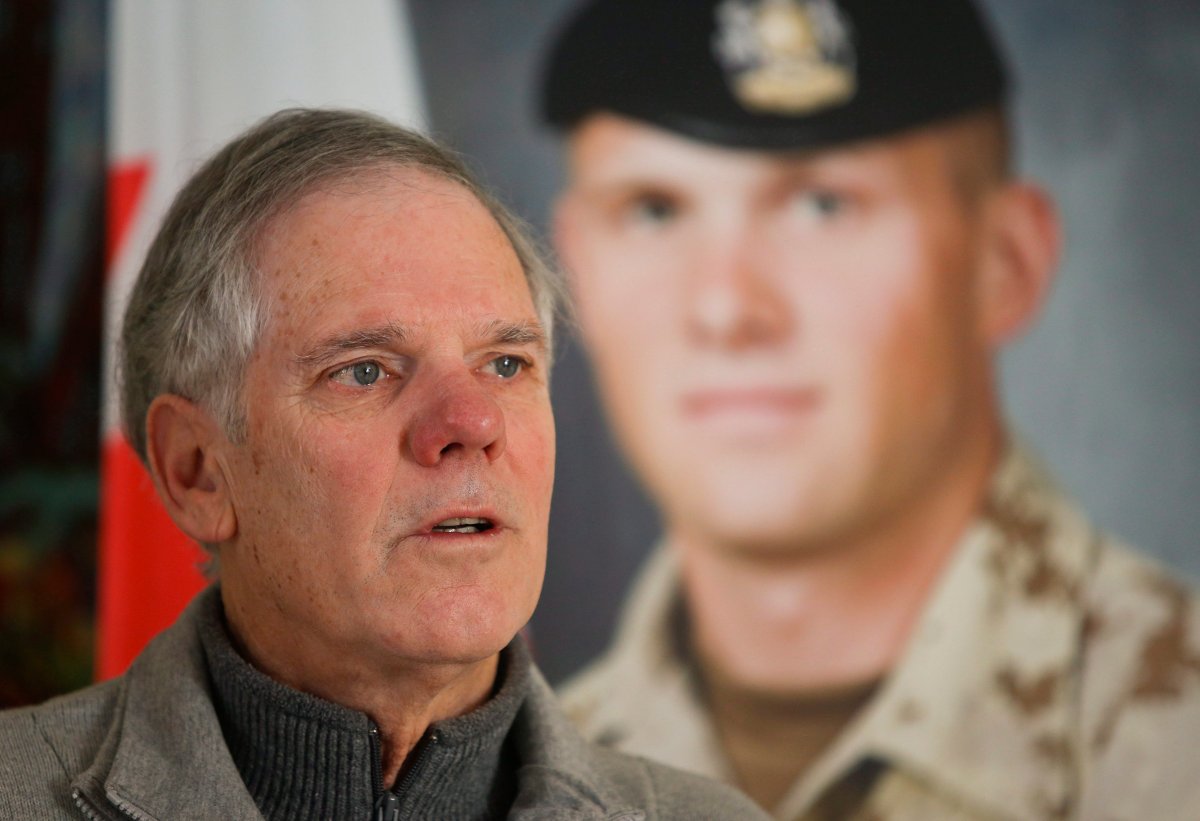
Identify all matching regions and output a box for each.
[380,629,512,672]
[392,594,533,665]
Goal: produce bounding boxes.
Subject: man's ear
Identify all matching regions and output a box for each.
[144,394,238,545]
[976,181,1062,346]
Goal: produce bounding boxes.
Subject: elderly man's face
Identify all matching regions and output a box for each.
[216,170,554,679]
[557,114,1003,558]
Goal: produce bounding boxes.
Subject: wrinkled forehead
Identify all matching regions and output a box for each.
[255,164,473,256]
[250,170,535,351]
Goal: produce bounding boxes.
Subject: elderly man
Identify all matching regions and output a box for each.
[0,109,766,821]
[540,1,1200,819]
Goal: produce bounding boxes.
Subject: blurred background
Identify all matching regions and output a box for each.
[2,0,1197,704]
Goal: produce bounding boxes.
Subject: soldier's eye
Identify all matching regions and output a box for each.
[790,189,848,221]
[628,195,678,226]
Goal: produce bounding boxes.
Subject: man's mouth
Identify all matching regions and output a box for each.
[430,517,494,534]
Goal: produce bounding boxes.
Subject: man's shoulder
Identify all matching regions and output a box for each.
[1080,533,1199,686]
[1074,535,1200,816]
[992,451,1200,811]
[988,447,1200,709]
[0,679,122,817]
[584,743,768,821]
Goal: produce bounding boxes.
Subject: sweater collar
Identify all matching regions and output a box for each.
[198,588,530,820]
[71,586,642,821]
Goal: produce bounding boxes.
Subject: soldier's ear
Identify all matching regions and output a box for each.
[144,395,238,545]
[975,181,1061,346]
[551,194,580,283]
[551,193,597,339]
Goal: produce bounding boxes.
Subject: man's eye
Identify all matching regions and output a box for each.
[330,360,384,387]
[485,355,525,379]
[790,189,848,221]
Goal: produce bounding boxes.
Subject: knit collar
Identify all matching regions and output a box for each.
[197,589,530,820]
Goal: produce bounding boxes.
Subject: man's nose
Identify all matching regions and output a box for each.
[685,230,790,349]
[406,370,507,467]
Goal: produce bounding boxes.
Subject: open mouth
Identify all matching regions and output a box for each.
[430,517,494,535]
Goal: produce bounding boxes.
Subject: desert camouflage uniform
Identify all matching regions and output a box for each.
[560,448,1200,820]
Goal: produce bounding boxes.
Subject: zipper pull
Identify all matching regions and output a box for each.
[373,791,400,821]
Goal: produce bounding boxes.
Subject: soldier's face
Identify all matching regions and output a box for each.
[216,170,555,680]
[557,114,1002,557]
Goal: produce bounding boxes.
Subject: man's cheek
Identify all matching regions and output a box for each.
[318,447,393,500]
[264,431,372,516]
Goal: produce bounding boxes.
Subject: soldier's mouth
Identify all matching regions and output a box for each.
[430,517,494,534]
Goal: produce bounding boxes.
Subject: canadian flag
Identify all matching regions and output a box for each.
[98,1,427,679]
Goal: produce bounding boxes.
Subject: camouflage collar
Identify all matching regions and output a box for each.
[581,445,1100,820]
[780,447,1096,819]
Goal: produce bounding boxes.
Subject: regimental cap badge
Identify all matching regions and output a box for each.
[713,0,857,115]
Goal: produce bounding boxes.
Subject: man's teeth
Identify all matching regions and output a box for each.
[431,517,493,534]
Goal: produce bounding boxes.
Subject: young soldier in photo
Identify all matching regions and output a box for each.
[541,1,1200,818]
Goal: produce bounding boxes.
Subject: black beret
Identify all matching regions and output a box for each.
[540,0,1009,150]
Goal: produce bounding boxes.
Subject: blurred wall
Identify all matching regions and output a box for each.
[0,0,105,706]
[407,0,1200,684]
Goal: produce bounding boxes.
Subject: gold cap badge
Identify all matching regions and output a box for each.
[713,0,857,115]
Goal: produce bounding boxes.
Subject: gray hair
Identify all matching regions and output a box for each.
[119,108,561,462]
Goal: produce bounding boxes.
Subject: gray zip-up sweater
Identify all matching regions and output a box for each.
[195,586,526,819]
[0,587,766,820]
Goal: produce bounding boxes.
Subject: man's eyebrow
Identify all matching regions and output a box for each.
[294,323,408,368]
[477,319,548,351]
